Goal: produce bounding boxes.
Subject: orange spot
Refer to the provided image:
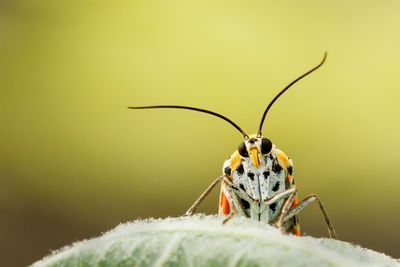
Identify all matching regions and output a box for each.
[291,195,298,208]
[288,175,292,181]
[219,191,230,215]
[293,227,300,236]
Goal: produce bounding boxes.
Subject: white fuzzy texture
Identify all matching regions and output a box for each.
[32,215,399,267]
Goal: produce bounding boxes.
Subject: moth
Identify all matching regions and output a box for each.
[129,52,337,238]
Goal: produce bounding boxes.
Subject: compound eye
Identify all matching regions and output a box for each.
[261,138,272,154]
[238,142,249,158]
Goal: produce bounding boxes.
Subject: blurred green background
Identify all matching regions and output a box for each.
[1,1,400,266]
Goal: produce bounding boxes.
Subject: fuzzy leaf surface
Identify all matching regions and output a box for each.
[32,215,400,267]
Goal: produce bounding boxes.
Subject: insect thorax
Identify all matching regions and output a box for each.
[222,146,292,223]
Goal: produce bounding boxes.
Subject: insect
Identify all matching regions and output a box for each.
[128,52,337,238]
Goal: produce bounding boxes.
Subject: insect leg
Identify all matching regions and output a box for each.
[278,194,337,238]
[221,182,238,224]
[222,176,254,203]
[259,188,296,214]
[263,188,296,205]
[276,188,298,234]
[185,175,224,216]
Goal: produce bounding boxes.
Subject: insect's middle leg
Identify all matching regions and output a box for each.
[275,188,298,235]
[185,175,224,216]
[220,182,238,224]
[278,193,337,238]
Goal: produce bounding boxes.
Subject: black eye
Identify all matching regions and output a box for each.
[238,142,249,158]
[261,138,272,154]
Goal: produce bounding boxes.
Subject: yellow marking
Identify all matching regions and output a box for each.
[229,151,242,178]
[275,149,292,180]
[250,148,260,168]
[275,149,289,167]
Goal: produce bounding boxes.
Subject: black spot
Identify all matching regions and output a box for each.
[241,199,250,209]
[239,183,245,191]
[238,142,249,158]
[263,171,270,180]
[269,154,274,161]
[272,162,283,173]
[249,138,257,144]
[270,203,277,212]
[247,172,255,181]
[287,165,293,175]
[272,182,280,192]
[261,138,272,154]
[236,164,244,175]
[224,166,232,176]
[291,178,295,185]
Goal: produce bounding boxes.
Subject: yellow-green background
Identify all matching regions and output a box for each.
[1,1,400,265]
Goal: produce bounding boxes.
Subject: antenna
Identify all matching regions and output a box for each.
[128,105,249,139]
[257,52,327,137]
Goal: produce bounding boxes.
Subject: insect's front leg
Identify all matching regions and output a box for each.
[263,188,296,205]
[277,193,337,239]
[221,177,261,224]
[185,175,224,216]
[222,176,254,203]
[260,188,296,213]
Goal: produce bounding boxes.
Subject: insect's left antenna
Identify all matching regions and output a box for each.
[128,105,249,139]
[257,52,327,137]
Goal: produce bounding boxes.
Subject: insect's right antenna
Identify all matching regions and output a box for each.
[257,52,327,137]
[128,105,249,139]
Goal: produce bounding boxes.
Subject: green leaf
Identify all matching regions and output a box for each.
[32,215,400,267]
